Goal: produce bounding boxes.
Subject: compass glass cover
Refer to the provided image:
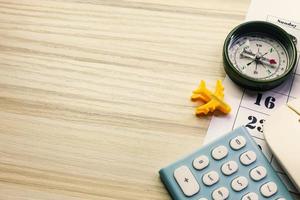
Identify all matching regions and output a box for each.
[228,33,289,81]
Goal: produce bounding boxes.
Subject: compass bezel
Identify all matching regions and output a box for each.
[223,21,297,91]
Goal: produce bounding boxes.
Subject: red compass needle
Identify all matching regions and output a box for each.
[269,59,277,64]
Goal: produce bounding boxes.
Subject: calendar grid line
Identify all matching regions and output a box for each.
[231,90,245,131]
[261,89,290,98]
[239,105,270,116]
[287,74,296,103]
[287,57,300,102]
[270,90,292,97]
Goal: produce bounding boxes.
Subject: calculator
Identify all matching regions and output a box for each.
[159,126,292,200]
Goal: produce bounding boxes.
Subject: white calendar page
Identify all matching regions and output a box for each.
[205,0,300,197]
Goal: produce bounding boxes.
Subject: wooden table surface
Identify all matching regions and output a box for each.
[0,0,250,199]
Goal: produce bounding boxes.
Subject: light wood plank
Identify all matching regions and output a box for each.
[0,0,250,199]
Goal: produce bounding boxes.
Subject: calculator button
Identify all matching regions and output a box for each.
[193,155,209,170]
[202,171,219,186]
[231,176,248,191]
[198,198,208,200]
[212,187,229,200]
[174,165,200,197]
[230,136,246,150]
[240,151,257,165]
[212,145,228,160]
[250,166,267,181]
[221,160,238,176]
[260,181,278,197]
[241,192,259,200]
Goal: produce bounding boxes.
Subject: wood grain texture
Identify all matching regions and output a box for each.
[0,0,250,199]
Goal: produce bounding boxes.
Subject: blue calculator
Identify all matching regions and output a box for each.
[159,127,293,200]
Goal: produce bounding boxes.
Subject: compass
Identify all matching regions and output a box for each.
[223,21,297,90]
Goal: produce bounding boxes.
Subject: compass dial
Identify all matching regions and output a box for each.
[228,34,289,81]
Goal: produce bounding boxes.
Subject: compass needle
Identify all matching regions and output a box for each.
[247,60,255,66]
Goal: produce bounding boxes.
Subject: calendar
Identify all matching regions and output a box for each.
[204,0,300,198]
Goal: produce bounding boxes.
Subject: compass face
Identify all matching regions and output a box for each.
[228,33,289,80]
